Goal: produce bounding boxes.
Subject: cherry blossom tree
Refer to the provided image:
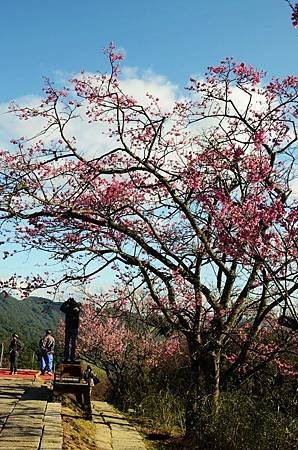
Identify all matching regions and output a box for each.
[0,45,297,436]
[71,300,182,406]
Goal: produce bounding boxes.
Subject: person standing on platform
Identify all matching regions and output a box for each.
[8,333,22,375]
[60,297,81,363]
[39,329,55,375]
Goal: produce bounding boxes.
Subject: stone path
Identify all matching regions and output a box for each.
[92,401,147,450]
[0,377,147,449]
[0,378,62,450]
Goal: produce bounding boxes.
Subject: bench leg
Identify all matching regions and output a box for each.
[75,391,83,405]
[84,388,92,419]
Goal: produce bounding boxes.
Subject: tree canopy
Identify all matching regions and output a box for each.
[0,45,297,434]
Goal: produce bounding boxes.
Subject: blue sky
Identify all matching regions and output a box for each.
[0,0,297,101]
[0,0,297,295]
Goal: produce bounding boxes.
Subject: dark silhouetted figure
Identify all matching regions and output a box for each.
[60,297,81,362]
[9,333,22,375]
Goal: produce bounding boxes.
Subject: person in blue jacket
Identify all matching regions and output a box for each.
[39,329,55,375]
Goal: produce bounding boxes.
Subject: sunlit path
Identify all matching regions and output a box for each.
[0,375,62,450]
[0,371,148,449]
[93,401,147,450]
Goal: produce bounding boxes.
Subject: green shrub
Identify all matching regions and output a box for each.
[138,388,185,433]
[193,390,298,450]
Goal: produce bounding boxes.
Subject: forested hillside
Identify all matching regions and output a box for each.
[0,293,63,368]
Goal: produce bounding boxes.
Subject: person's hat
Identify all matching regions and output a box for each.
[46,329,52,334]
[12,333,18,338]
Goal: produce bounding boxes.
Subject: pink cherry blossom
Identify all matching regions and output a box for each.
[291,3,298,27]
[0,46,297,427]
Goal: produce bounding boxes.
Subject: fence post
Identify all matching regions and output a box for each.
[32,352,36,370]
[0,342,4,368]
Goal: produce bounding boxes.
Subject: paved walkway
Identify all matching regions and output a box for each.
[0,378,62,450]
[0,375,147,449]
[92,401,147,450]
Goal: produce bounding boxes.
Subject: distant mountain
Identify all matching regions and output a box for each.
[0,292,64,369]
[0,292,63,343]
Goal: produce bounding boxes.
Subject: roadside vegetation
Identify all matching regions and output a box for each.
[87,317,297,450]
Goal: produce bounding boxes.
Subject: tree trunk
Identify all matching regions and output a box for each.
[185,335,209,439]
[211,350,221,416]
[185,335,222,441]
[185,348,202,439]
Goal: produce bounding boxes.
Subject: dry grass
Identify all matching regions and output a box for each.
[127,414,188,450]
[55,394,97,450]
[54,379,189,450]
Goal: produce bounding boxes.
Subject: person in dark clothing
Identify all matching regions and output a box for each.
[82,365,97,419]
[60,297,81,362]
[39,329,55,375]
[9,333,22,375]
[83,365,95,387]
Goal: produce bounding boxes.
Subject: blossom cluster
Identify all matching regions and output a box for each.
[291,3,298,27]
[74,303,182,369]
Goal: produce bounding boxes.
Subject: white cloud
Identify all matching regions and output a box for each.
[0,96,46,147]
[121,67,180,110]
[0,67,181,159]
[0,70,297,192]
